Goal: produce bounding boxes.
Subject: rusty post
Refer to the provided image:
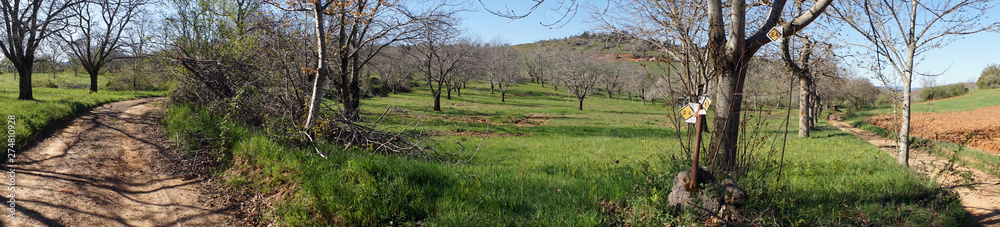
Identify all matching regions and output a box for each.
[688,107,704,191]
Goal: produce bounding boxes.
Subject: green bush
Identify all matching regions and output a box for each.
[978,63,1000,89]
[920,83,968,101]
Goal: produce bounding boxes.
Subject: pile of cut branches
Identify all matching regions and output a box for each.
[311,104,440,159]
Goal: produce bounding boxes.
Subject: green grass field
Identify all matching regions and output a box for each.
[0,72,166,150]
[912,88,1000,113]
[164,81,970,226]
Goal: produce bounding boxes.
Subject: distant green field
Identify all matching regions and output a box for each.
[912,88,1000,113]
[168,81,968,226]
[0,72,165,150]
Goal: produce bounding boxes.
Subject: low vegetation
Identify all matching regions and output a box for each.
[920,83,969,101]
[978,63,1000,89]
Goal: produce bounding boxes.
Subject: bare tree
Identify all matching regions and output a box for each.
[271,0,454,127]
[522,46,553,88]
[589,0,832,171]
[696,0,834,172]
[781,34,832,138]
[410,17,472,111]
[371,46,417,94]
[832,0,999,166]
[57,0,147,93]
[482,39,520,102]
[593,0,714,106]
[1,0,85,100]
[556,51,602,110]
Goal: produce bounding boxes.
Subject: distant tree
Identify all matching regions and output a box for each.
[371,46,417,94]
[522,47,553,88]
[557,51,602,110]
[921,84,968,101]
[781,33,836,138]
[482,40,520,102]
[601,62,624,99]
[978,64,1000,89]
[624,67,655,105]
[410,18,473,111]
[57,0,147,93]
[0,0,86,100]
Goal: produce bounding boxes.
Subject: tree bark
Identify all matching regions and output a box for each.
[89,69,99,92]
[304,5,330,129]
[798,77,811,137]
[433,91,442,111]
[578,97,584,110]
[708,63,747,171]
[17,62,34,100]
[899,45,915,166]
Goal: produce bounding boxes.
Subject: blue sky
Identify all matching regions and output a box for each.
[461,1,1000,86]
[459,1,590,44]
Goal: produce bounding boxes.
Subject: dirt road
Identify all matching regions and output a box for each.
[830,112,1000,226]
[2,98,233,226]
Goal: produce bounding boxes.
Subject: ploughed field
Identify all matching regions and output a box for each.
[869,101,1000,156]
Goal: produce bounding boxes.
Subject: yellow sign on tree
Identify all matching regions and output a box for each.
[767,27,783,42]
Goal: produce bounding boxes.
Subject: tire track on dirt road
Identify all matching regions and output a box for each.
[830,112,1000,226]
[2,97,233,226]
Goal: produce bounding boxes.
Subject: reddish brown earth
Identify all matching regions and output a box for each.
[868,106,1000,155]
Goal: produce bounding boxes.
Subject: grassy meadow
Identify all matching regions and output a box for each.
[165,81,971,226]
[0,72,166,150]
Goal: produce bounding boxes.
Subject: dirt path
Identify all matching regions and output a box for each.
[830,112,1000,226]
[2,98,233,226]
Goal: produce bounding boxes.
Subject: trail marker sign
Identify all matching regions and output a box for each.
[679,103,700,123]
[767,27,783,42]
[698,96,711,115]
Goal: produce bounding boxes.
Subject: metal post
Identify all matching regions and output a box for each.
[688,109,704,191]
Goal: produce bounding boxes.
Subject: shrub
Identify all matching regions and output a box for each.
[106,73,172,91]
[978,63,1000,89]
[920,83,968,101]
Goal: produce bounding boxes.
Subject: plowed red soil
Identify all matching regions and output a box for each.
[869,106,1000,155]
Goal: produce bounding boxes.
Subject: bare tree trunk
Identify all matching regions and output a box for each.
[798,77,810,137]
[709,60,748,172]
[501,89,506,102]
[304,7,329,129]
[578,97,584,110]
[17,63,34,100]
[899,47,915,166]
[344,50,363,121]
[433,91,441,111]
[640,89,646,105]
[89,69,100,92]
